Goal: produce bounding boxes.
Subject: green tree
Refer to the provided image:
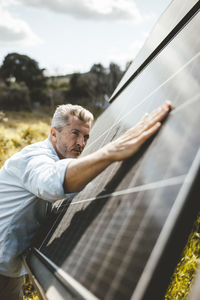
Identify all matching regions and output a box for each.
[90,63,107,95]
[107,62,123,95]
[0,53,46,89]
[0,53,49,107]
[68,72,96,99]
[0,81,31,111]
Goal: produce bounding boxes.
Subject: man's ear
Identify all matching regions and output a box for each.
[50,127,57,143]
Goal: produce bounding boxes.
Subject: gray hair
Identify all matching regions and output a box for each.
[51,104,94,130]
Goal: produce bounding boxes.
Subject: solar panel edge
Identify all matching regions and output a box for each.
[110,0,200,102]
[131,148,200,300]
[27,248,100,300]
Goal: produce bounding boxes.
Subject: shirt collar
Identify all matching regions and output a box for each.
[46,139,60,159]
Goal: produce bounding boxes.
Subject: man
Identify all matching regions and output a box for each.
[0,102,171,299]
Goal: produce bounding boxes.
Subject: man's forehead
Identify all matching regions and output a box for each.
[66,115,91,130]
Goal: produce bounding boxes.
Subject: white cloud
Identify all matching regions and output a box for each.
[17,0,151,23]
[106,33,148,69]
[0,0,42,45]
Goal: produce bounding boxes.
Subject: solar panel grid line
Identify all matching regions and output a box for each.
[62,199,119,277]
[72,193,144,281]
[87,194,147,289]
[101,188,178,299]
[51,175,185,208]
[68,226,123,279]
[43,198,107,255]
[83,175,184,203]
[45,196,124,256]
[170,92,200,114]
[47,225,99,278]
[72,196,146,298]
[56,195,117,246]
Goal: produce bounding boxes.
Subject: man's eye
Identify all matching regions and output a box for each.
[72,132,79,136]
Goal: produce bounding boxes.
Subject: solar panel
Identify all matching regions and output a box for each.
[27,1,200,299]
[111,0,200,101]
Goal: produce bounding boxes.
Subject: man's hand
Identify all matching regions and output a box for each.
[102,101,172,162]
[64,101,172,193]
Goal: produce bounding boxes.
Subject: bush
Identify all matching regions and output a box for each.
[0,82,31,111]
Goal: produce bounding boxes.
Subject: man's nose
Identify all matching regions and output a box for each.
[77,136,85,147]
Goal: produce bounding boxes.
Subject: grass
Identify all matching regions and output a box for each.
[23,276,40,300]
[165,215,200,299]
[0,109,200,299]
[0,110,51,168]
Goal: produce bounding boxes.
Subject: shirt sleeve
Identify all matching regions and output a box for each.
[22,155,74,202]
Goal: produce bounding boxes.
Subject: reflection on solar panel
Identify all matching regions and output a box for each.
[27,1,200,299]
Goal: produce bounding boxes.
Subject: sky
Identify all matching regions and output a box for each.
[0,0,172,76]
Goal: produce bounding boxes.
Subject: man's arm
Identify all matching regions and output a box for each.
[64,101,171,193]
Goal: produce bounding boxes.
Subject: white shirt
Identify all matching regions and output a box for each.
[0,139,73,277]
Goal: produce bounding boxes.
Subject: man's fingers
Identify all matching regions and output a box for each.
[140,121,161,141]
[125,122,161,157]
[149,101,171,121]
[142,101,171,132]
[140,101,171,123]
[141,112,149,121]
[122,101,171,142]
[106,101,172,162]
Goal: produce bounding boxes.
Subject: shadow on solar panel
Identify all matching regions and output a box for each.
[25,0,200,299]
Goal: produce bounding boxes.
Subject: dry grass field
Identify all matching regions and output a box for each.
[0,110,51,168]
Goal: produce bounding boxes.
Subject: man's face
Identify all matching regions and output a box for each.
[53,115,91,159]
